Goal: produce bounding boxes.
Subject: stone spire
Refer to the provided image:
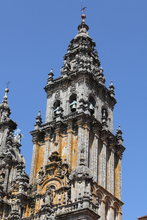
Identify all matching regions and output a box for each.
[0,88,29,220]
[61,12,102,78]
[0,87,11,122]
[47,68,54,85]
[109,81,115,98]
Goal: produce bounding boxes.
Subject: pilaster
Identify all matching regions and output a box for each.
[67,121,73,166]
[98,139,107,188]
[89,125,100,183]
[30,136,39,184]
[43,132,50,167]
[84,120,91,167]
[107,149,115,194]
[114,156,122,200]
[77,119,85,167]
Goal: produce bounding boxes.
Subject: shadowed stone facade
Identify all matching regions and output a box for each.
[0,13,125,220]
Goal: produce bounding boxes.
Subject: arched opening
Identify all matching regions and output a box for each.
[102,108,108,122]
[69,94,77,112]
[46,184,56,191]
[53,100,61,116]
[89,96,96,115]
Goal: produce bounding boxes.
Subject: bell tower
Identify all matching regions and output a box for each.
[26,12,125,220]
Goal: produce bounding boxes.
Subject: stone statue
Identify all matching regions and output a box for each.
[43,187,55,206]
[14,129,22,144]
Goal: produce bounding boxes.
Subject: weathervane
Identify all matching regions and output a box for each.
[81,6,87,14]
[81,0,87,14]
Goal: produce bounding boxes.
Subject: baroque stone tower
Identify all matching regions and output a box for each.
[0,88,29,219]
[0,12,125,220]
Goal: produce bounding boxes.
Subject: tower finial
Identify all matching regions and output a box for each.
[0,86,11,121]
[2,81,10,104]
[81,6,87,22]
[116,125,123,145]
[78,5,89,33]
[47,68,54,85]
[2,87,9,104]
[109,80,115,97]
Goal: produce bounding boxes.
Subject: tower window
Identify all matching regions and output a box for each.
[89,96,96,115]
[69,94,77,112]
[102,108,108,121]
[53,100,62,116]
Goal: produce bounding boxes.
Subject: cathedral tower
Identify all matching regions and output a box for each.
[0,12,125,220]
[27,13,125,220]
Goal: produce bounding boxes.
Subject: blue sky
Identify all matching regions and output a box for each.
[0,1,147,219]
